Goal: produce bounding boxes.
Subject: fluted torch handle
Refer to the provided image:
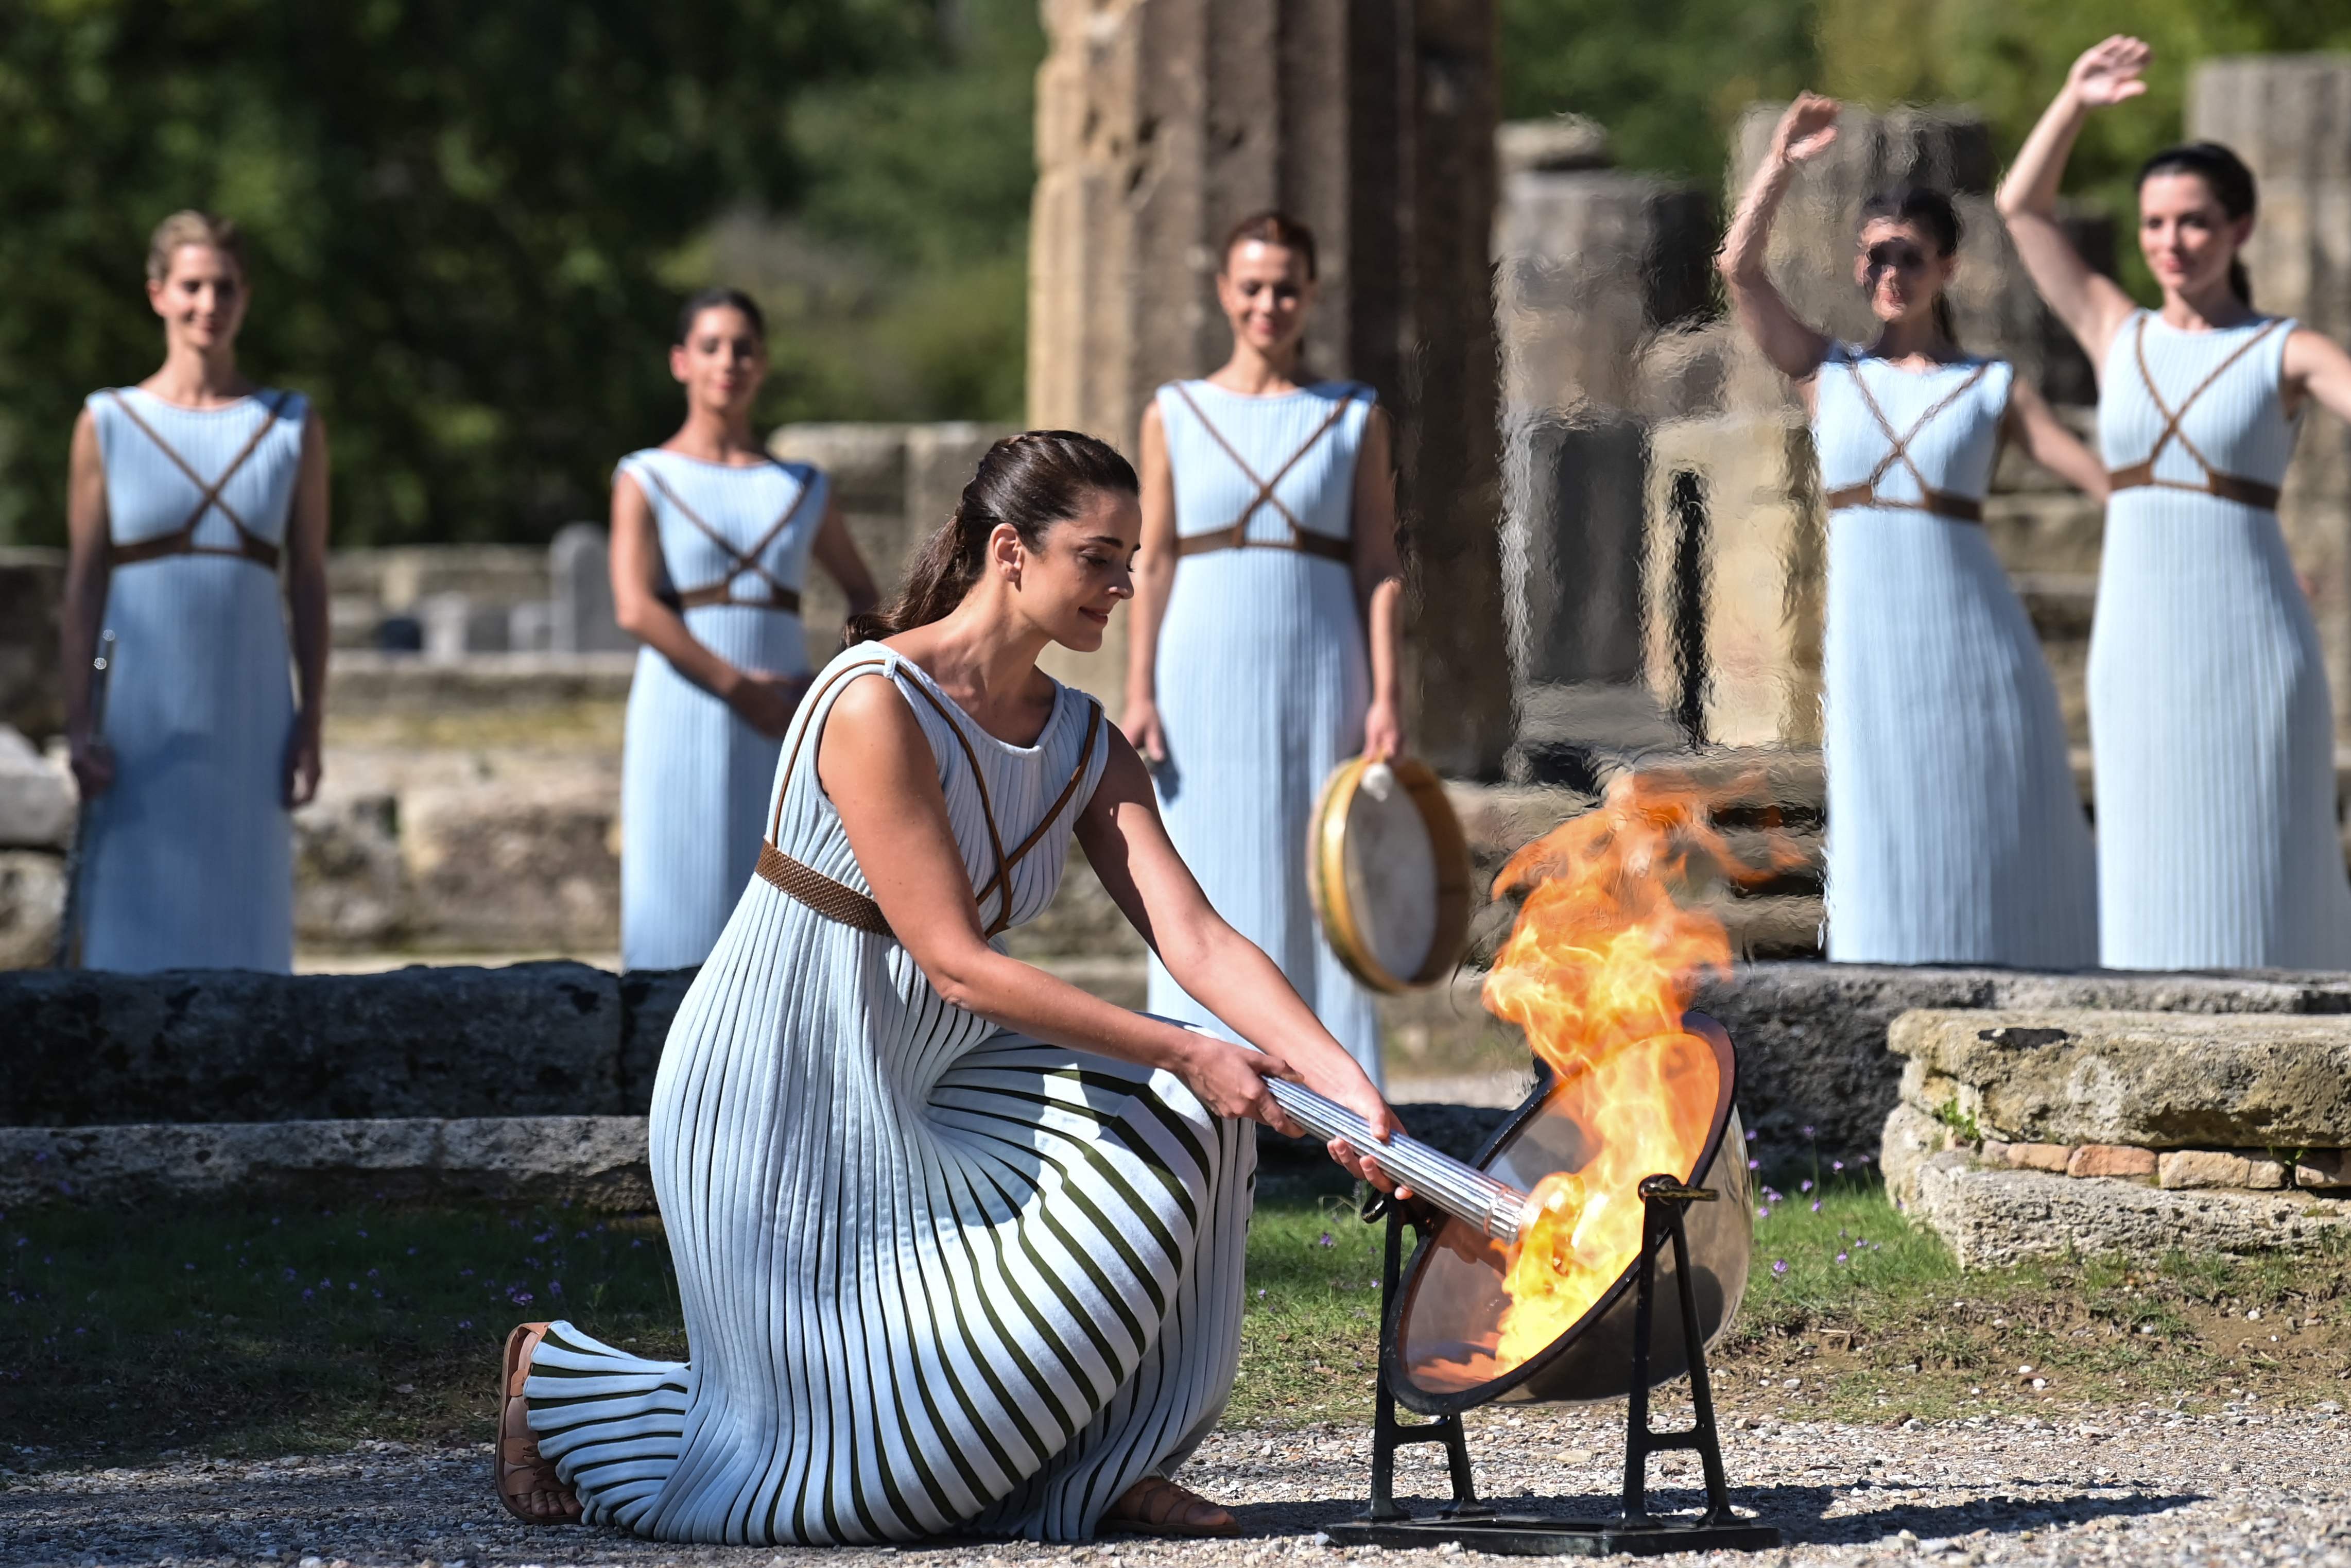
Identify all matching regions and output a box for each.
[1263,1078,1533,1246]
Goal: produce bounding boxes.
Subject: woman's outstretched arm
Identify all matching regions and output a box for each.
[2004,376,2109,501]
[1717,94,1839,389]
[821,671,1406,1187]
[1995,36,2147,368]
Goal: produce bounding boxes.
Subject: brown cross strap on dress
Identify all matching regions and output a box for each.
[104,390,291,570]
[1169,382,1361,563]
[1821,357,1993,523]
[2106,315,2289,511]
[754,655,1104,941]
[639,463,816,614]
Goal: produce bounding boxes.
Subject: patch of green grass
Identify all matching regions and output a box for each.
[0,1201,683,1465]
[1230,1180,1386,1428]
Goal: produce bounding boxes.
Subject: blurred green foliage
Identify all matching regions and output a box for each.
[0,0,1005,548]
[1503,0,2351,302]
[10,1,2349,547]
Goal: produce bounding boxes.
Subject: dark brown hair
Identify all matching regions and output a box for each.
[2138,142,2257,305]
[1222,210,1319,280]
[1859,187,1963,346]
[675,286,766,345]
[846,430,1139,644]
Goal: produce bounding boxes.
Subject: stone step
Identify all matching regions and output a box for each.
[0,1105,1516,1210]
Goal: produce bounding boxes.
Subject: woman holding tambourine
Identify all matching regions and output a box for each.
[1121,211,1406,1087]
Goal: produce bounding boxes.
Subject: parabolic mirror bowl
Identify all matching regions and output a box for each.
[1384,1011,1751,1416]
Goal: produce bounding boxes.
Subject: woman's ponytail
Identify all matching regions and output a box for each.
[845,430,1139,645]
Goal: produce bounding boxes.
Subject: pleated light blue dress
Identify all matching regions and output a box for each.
[1816,349,2098,966]
[81,387,306,973]
[2090,311,2351,970]
[529,645,1254,1544]
[1146,380,1382,1082]
[617,450,826,972]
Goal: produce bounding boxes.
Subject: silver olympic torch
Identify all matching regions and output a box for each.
[1265,1078,1535,1246]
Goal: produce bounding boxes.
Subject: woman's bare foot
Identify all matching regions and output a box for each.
[1103,1475,1239,1537]
[495,1323,581,1525]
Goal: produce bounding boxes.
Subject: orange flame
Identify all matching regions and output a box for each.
[1474,768,1797,1372]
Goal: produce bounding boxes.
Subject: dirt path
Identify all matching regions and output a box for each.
[4,1403,2342,1566]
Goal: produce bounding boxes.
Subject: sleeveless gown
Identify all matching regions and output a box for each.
[617,450,826,971]
[528,645,1254,1544]
[2090,311,2351,970]
[81,387,307,973]
[1147,379,1382,1082]
[1814,349,2098,966]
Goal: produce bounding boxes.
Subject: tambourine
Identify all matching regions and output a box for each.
[1307,753,1472,992]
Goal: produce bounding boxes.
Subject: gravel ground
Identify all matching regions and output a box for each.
[5,1402,2347,1567]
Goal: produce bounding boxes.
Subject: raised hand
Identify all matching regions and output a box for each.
[1772,93,1841,166]
[2067,35,2150,109]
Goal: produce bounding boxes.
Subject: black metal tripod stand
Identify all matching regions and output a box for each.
[1326,1176,1780,1557]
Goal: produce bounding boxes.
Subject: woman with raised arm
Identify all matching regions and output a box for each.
[497,432,1404,1543]
[56,211,331,972]
[1120,211,1405,1085]
[609,288,880,971]
[1999,37,2351,969]
[1717,98,2104,966]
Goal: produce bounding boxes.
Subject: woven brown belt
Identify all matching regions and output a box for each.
[676,581,803,613]
[1822,484,1984,523]
[2105,461,2280,512]
[1176,527,1353,562]
[756,842,892,935]
[109,528,283,570]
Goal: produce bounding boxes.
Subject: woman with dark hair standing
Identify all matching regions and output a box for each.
[1121,211,1404,1083]
[1719,98,2105,965]
[2001,36,2351,969]
[611,288,879,971]
[58,210,331,972]
[498,432,1403,1542]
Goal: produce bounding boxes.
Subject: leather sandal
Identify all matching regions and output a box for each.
[495,1322,582,1526]
[1103,1475,1240,1538]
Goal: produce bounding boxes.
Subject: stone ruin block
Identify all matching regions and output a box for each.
[1885,1006,2351,1261]
[548,522,631,656]
[1504,412,1649,691]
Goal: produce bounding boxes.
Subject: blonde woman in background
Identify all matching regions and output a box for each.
[59,211,330,972]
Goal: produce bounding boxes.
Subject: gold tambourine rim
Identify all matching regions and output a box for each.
[1307,752,1473,994]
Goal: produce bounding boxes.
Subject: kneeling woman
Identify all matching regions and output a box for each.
[498,432,1401,1543]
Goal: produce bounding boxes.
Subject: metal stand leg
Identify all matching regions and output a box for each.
[1362,1205,1485,1522]
[1618,1176,1737,1529]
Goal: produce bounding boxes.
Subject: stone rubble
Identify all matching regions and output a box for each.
[6,1407,2349,1566]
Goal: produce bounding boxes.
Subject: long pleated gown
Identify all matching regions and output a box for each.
[1814,349,2098,965]
[80,387,307,972]
[1146,379,1382,1081]
[2090,311,2351,969]
[618,450,826,971]
[528,645,1255,1544]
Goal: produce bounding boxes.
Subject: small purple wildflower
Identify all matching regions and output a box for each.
[1316,1232,1336,1248]
[1831,1160,1845,1173]
[1771,1260,1787,1276]
[1747,1158,1760,1170]
[1810,1201,1822,1213]
[1802,1125,1815,1138]
[1836,1251,1848,1264]
[1799,1179,1813,1193]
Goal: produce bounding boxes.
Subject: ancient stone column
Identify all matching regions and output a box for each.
[1028,0,1510,778]
[1492,118,1710,735]
[2192,56,2351,737]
